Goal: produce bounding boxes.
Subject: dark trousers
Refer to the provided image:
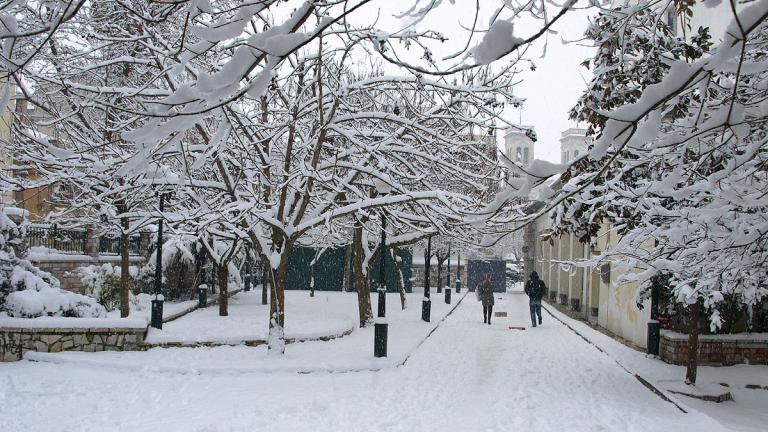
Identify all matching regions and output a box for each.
[530,300,542,326]
[483,305,493,324]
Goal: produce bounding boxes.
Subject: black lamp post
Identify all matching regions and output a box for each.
[374,179,390,358]
[444,242,451,304]
[455,250,462,293]
[647,275,661,355]
[422,236,431,322]
[151,192,170,329]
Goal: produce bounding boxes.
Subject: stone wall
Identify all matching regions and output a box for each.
[660,331,768,365]
[0,326,147,362]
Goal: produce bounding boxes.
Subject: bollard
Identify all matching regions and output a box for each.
[455,278,461,293]
[151,295,164,329]
[444,286,451,304]
[421,298,431,322]
[374,320,388,358]
[647,320,660,355]
[198,284,208,308]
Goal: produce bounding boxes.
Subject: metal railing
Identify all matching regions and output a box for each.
[98,235,142,255]
[26,224,87,254]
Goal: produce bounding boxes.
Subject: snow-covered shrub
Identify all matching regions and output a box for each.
[130,292,152,312]
[0,205,106,318]
[137,235,201,300]
[4,285,106,318]
[75,263,138,312]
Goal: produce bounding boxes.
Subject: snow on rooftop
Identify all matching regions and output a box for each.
[560,128,587,139]
[504,125,535,137]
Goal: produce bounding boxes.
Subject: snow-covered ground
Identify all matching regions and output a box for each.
[144,290,356,345]
[543,304,768,432]
[24,291,463,373]
[1,291,763,432]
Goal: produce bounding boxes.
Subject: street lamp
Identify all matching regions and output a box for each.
[374,178,390,358]
[151,192,171,329]
[444,242,451,304]
[456,250,462,293]
[422,235,431,322]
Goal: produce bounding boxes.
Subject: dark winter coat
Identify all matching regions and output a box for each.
[525,276,545,303]
[476,280,495,306]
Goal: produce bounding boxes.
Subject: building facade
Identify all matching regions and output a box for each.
[503,125,535,172]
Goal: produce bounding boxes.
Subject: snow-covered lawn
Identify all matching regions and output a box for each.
[1,292,763,432]
[24,291,464,373]
[144,290,356,345]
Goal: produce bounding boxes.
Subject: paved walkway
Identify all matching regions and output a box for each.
[1,292,730,432]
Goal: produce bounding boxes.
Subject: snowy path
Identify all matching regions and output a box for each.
[1,292,733,432]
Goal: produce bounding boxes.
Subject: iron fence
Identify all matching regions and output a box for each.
[26,224,87,254]
[99,235,142,255]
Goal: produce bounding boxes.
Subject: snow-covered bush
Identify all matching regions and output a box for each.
[130,292,152,312]
[4,285,106,318]
[76,263,138,312]
[0,205,106,318]
[137,235,199,300]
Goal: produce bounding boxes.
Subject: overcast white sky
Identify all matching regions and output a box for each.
[347,1,597,163]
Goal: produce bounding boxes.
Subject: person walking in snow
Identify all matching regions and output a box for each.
[476,274,496,325]
[524,271,545,327]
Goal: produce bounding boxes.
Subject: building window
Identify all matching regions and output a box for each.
[666,8,677,33]
[523,147,529,165]
[516,147,522,162]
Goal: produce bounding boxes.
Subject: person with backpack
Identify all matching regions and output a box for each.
[524,271,545,327]
[476,274,496,325]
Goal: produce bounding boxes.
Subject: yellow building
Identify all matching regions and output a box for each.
[0,81,13,204]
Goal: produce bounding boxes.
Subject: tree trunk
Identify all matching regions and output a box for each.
[342,243,353,292]
[118,201,130,318]
[309,250,317,298]
[261,255,268,305]
[218,263,229,316]
[393,247,407,310]
[268,260,287,354]
[353,225,373,327]
[685,300,701,385]
[436,260,443,293]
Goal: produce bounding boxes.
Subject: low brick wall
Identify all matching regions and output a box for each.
[0,326,147,362]
[660,331,768,365]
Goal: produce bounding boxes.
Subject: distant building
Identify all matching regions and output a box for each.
[504,125,535,169]
[559,128,591,164]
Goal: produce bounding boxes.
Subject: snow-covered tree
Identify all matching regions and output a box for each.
[548,1,768,384]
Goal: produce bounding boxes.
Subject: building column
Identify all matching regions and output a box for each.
[567,234,583,312]
[558,235,569,306]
